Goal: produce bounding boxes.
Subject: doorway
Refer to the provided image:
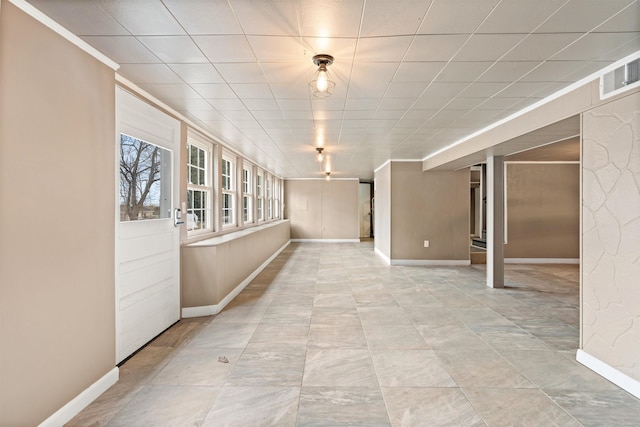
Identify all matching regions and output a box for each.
[359,181,373,239]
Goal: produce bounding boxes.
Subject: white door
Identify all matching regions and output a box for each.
[115,88,181,363]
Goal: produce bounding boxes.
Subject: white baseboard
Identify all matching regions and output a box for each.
[374,247,391,264]
[391,259,471,266]
[505,258,580,264]
[182,240,290,318]
[291,239,360,243]
[38,367,119,427]
[576,349,640,399]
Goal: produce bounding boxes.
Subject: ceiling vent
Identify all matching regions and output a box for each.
[600,57,640,99]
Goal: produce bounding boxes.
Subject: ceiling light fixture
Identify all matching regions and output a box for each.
[315,147,324,162]
[310,54,335,98]
[325,171,331,181]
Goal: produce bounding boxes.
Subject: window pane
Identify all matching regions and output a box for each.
[199,169,205,185]
[120,134,171,221]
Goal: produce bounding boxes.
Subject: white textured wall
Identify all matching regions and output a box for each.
[581,90,640,382]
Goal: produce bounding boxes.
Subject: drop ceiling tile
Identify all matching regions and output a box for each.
[594,1,640,32]
[137,83,202,99]
[167,98,214,111]
[247,36,306,61]
[418,0,500,34]
[194,36,256,63]
[384,82,428,98]
[460,82,511,98]
[344,98,381,110]
[138,36,208,63]
[117,64,183,84]
[188,109,227,121]
[379,97,417,110]
[230,83,274,99]
[494,82,551,98]
[348,62,399,98]
[168,64,225,84]
[435,62,493,82]
[298,0,365,37]
[227,119,261,129]
[206,98,247,110]
[341,120,371,129]
[261,62,310,84]
[551,32,640,61]
[343,110,376,120]
[360,0,433,36]
[473,97,520,110]
[191,84,237,99]
[214,63,267,83]
[355,36,413,62]
[94,0,185,35]
[403,109,438,120]
[536,0,635,33]
[221,110,256,121]
[518,61,589,82]
[81,36,160,63]
[314,110,345,120]
[282,110,315,120]
[243,98,279,110]
[501,33,582,61]
[232,0,299,36]
[253,111,284,120]
[277,99,312,111]
[312,97,348,111]
[28,0,129,35]
[405,35,469,61]
[453,34,526,62]
[163,0,242,34]
[270,83,311,98]
[373,110,407,120]
[444,97,486,110]
[394,62,446,82]
[477,0,566,34]
[476,61,543,83]
[559,61,612,82]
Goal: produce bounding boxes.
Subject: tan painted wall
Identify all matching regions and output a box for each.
[182,221,290,307]
[389,162,469,261]
[505,163,580,259]
[0,2,116,425]
[374,163,392,258]
[284,180,359,240]
[581,90,640,382]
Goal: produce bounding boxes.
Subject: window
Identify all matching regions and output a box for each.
[221,154,235,226]
[256,169,264,221]
[273,177,281,219]
[186,140,212,233]
[242,165,252,224]
[266,174,273,219]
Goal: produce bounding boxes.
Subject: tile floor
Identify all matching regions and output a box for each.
[67,242,640,426]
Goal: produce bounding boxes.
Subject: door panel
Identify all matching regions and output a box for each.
[115,88,181,363]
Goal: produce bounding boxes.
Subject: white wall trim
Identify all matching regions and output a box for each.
[505,258,580,264]
[9,0,120,70]
[576,349,640,399]
[390,259,471,266]
[38,367,119,427]
[291,239,360,243]
[374,247,391,264]
[285,178,359,181]
[182,240,290,318]
[505,161,581,165]
[374,158,422,173]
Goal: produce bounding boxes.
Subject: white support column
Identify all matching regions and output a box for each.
[487,155,505,288]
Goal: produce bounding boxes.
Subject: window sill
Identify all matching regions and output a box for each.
[183,219,289,247]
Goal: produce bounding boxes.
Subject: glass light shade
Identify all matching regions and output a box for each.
[310,65,335,97]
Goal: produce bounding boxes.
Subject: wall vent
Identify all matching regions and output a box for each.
[600,57,640,99]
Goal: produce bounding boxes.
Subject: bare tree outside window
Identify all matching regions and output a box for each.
[119,134,171,221]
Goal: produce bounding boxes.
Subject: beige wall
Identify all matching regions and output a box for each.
[389,162,469,261]
[284,179,359,240]
[581,90,640,383]
[505,163,580,259]
[182,221,290,307]
[0,2,116,425]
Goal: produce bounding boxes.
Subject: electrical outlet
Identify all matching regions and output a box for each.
[424,240,429,248]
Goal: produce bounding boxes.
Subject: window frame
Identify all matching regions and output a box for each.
[242,163,253,224]
[186,137,213,235]
[256,168,264,222]
[221,152,236,228]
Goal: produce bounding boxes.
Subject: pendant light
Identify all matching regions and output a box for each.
[309,54,335,97]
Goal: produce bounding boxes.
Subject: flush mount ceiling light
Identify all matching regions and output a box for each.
[325,171,331,180]
[315,146,324,162]
[310,54,335,98]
